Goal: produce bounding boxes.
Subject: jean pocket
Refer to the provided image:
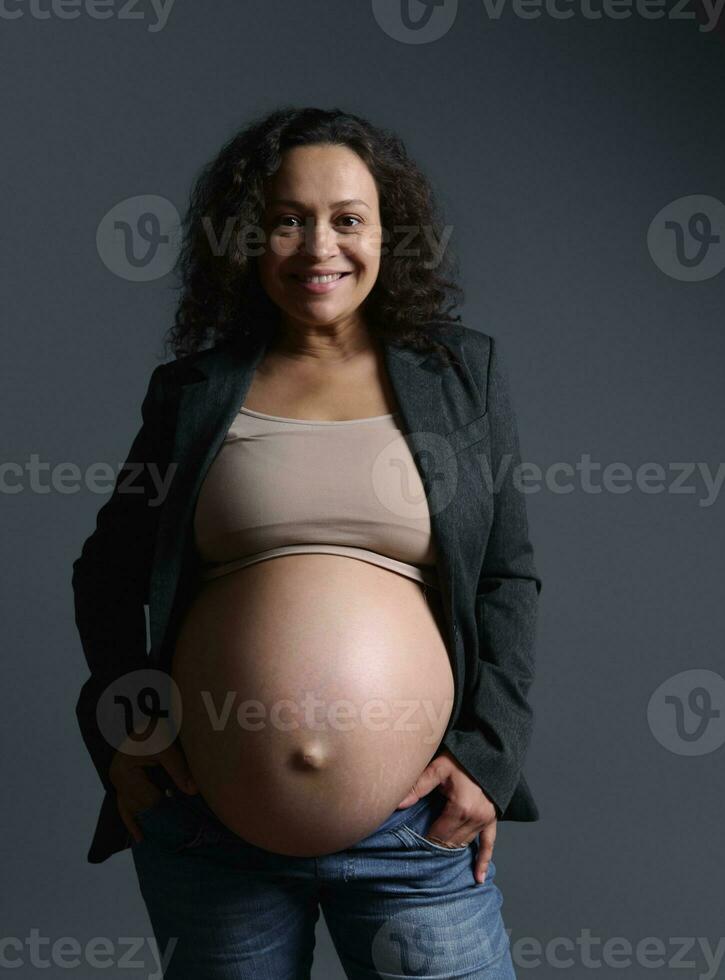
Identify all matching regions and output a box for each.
[134,794,219,852]
[393,823,472,855]
[131,790,172,820]
[134,795,169,820]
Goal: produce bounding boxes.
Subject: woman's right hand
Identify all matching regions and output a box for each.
[110,738,199,844]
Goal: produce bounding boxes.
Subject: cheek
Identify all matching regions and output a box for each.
[258,255,288,294]
[358,242,382,282]
[349,242,379,276]
[261,234,296,272]
[358,259,381,289]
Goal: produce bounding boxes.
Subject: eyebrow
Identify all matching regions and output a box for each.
[267,198,371,210]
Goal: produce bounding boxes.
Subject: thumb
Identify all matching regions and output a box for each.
[158,743,198,794]
[395,763,442,809]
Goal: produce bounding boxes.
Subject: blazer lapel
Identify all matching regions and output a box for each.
[149,337,268,663]
[148,332,473,670]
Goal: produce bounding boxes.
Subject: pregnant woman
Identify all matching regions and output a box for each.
[73,107,542,979]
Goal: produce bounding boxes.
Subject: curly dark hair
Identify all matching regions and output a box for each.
[163,105,465,366]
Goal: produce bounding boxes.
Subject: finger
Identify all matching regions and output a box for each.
[426,811,483,848]
[123,765,165,805]
[395,765,442,809]
[474,822,497,885]
[425,819,469,848]
[158,744,198,794]
[117,800,144,845]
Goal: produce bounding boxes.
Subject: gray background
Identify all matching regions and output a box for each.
[2,1,724,977]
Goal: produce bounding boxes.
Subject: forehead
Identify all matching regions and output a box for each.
[265,145,378,206]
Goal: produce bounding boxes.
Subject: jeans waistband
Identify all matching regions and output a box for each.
[366,789,442,837]
[146,765,442,840]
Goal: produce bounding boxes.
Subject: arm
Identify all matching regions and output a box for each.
[72,362,172,796]
[442,334,542,818]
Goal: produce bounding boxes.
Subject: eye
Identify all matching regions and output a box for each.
[270,214,363,230]
[273,215,302,228]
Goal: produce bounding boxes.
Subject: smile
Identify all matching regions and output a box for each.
[290,272,353,295]
[293,273,352,283]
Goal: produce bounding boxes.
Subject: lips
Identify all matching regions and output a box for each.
[292,272,352,281]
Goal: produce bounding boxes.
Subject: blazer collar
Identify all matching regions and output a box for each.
[172,328,459,442]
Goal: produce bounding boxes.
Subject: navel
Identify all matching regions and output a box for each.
[291,743,328,770]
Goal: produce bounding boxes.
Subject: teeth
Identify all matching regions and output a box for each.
[299,273,345,283]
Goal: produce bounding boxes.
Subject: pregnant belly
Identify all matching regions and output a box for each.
[170,554,455,856]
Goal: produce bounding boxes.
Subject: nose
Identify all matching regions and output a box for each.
[300,217,339,260]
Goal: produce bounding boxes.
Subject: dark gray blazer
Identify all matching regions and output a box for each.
[72,322,543,864]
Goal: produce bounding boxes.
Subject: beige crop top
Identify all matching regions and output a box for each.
[193,405,440,589]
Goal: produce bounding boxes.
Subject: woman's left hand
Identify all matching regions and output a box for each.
[395,749,498,884]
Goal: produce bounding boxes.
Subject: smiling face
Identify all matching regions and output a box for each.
[257,144,383,334]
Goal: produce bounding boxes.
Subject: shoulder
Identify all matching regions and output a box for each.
[430,321,495,371]
[457,324,494,358]
[150,341,226,390]
[431,324,522,415]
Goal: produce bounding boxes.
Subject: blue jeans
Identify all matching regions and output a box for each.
[131,769,516,979]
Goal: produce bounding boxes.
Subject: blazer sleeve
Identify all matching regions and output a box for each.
[442,335,542,817]
[71,362,172,796]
